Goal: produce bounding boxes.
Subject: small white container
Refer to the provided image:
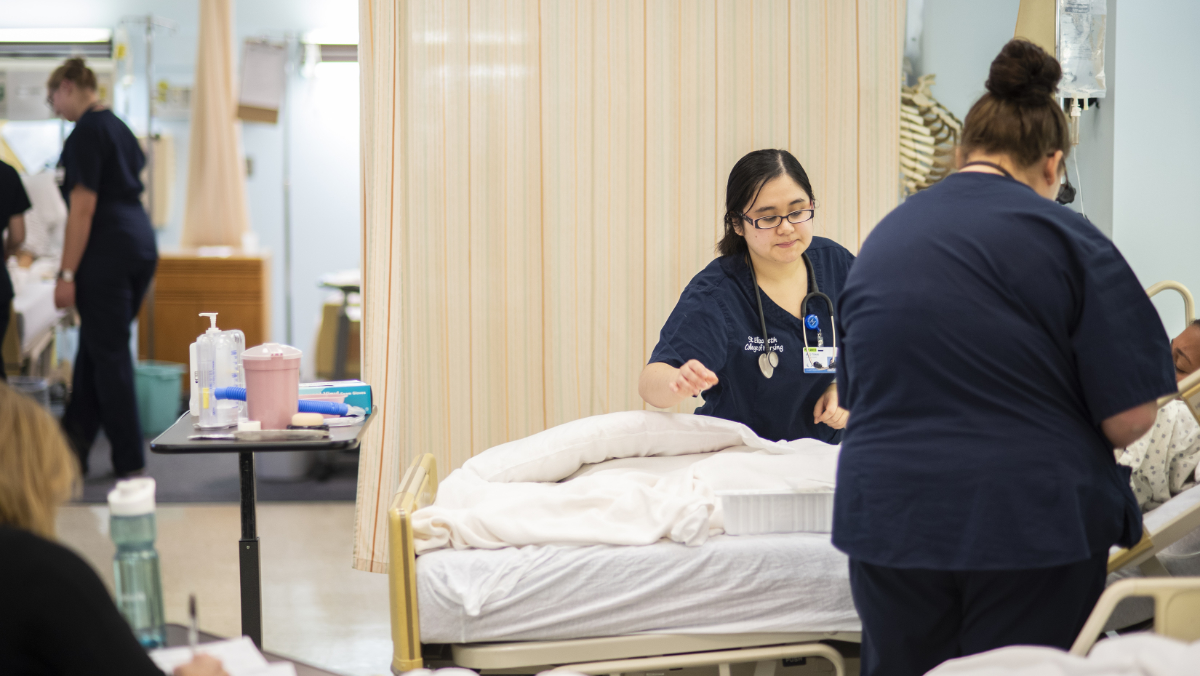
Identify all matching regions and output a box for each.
[717,489,835,535]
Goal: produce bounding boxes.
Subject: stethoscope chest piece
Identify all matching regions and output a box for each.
[748,252,835,380]
[758,352,776,379]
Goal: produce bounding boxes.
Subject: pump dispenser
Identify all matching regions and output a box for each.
[194,313,246,428]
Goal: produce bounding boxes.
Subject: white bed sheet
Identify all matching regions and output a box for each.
[12,280,62,353]
[417,531,859,644]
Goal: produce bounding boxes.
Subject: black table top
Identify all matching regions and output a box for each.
[164,624,347,676]
[150,412,374,454]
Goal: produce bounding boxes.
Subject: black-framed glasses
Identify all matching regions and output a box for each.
[742,208,815,230]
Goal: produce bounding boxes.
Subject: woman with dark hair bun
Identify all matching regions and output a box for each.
[47,57,158,478]
[640,149,855,443]
[831,40,1177,676]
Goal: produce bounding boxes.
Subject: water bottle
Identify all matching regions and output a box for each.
[107,478,166,649]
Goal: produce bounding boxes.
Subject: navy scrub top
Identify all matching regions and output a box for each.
[0,160,32,302]
[649,236,855,442]
[832,171,1177,571]
[58,108,157,270]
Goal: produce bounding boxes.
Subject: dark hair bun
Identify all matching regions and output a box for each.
[985,39,1060,105]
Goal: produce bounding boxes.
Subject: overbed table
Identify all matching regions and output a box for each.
[151,413,375,648]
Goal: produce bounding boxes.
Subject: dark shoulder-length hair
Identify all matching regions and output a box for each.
[717,149,816,257]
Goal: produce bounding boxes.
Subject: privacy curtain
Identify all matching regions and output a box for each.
[355,0,902,573]
[180,0,251,247]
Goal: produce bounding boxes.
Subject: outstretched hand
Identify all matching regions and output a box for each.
[668,359,719,398]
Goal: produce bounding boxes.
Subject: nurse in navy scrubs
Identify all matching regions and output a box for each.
[833,40,1177,676]
[48,58,158,477]
[640,149,854,442]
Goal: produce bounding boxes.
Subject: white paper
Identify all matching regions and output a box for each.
[239,41,287,111]
[149,636,296,676]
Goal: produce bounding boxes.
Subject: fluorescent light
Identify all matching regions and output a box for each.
[0,28,112,44]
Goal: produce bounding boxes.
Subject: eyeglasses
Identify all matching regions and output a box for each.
[742,209,815,230]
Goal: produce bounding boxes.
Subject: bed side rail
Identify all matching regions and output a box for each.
[1109,486,1200,576]
[1146,280,1195,327]
[388,453,438,674]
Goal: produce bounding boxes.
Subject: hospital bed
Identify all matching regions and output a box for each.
[387,453,857,676]
[385,281,1200,673]
[4,261,67,376]
[1102,281,1200,628]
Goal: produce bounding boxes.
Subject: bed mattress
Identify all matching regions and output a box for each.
[12,280,61,353]
[417,531,859,644]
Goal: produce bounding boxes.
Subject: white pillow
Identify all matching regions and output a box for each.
[460,410,783,483]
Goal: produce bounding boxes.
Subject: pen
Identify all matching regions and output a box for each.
[188,594,198,652]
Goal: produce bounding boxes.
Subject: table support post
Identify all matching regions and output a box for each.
[238,451,263,648]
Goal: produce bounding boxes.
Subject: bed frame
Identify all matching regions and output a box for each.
[387,453,855,675]
[385,282,1200,673]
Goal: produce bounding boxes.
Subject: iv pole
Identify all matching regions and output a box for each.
[121,14,176,360]
[282,33,295,347]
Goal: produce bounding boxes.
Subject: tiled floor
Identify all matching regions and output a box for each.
[56,502,393,676]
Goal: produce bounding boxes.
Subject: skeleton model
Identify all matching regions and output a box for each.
[900,74,962,196]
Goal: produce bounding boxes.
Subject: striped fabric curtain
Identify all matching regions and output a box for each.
[180,0,251,247]
[354,0,902,573]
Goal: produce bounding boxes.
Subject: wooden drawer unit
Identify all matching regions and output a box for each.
[137,252,270,374]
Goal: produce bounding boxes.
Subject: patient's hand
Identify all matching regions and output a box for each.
[814,384,848,429]
[174,654,228,676]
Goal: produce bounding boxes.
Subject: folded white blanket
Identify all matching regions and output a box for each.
[927,635,1200,676]
[412,411,838,553]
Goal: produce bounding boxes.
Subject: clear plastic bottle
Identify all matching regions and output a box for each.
[197,318,220,428]
[197,313,243,428]
[222,328,247,420]
[108,478,166,649]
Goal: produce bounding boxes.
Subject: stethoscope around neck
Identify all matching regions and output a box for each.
[748,252,837,379]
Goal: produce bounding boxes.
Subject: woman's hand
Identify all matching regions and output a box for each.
[668,360,719,398]
[174,654,229,676]
[639,360,719,409]
[54,280,75,309]
[814,383,849,429]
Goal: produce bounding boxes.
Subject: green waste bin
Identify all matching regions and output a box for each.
[135,361,186,437]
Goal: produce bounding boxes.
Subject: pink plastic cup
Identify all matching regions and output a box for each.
[243,343,302,430]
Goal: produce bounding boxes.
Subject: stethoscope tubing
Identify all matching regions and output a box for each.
[748,252,837,372]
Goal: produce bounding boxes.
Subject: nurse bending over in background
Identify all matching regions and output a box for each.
[640,149,854,443]
[832,39,1178,676]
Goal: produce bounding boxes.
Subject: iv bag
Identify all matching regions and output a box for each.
[1059,0,1106,99]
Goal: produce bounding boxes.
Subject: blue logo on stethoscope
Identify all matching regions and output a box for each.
[805,314,820,329]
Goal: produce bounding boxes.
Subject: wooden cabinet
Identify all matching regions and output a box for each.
[137,253,270,377]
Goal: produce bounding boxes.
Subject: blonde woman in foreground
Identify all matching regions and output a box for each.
[0,383,226,676]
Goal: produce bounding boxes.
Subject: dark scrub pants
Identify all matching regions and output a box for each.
[832,171,1177,676]
[58,108,159,475]
[0,160,32,381]
[849,553,1107,676]
[64,246,155,475]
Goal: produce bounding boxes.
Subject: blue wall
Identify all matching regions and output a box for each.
[1,0,361,361]
[913,0,1020,126]
[1110,0,1200,339]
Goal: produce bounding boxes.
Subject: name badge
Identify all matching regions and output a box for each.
[803,347,837,374]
